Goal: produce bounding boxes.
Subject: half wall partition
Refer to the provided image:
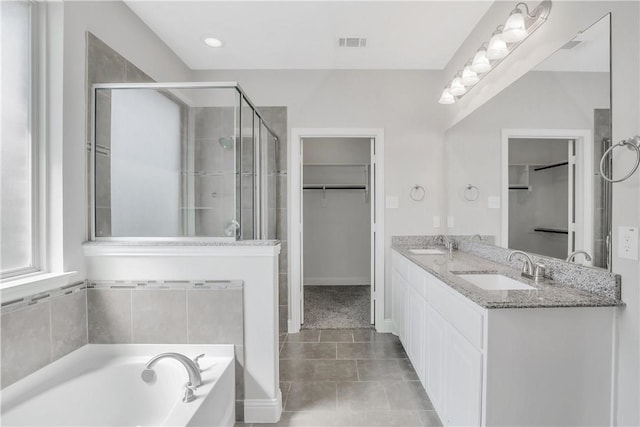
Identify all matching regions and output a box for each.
[91,83,279,241]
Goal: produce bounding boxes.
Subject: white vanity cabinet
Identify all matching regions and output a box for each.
[391,249,615,427]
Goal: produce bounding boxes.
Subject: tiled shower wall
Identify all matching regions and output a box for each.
[0,283,88,388]
[258,107,288,333]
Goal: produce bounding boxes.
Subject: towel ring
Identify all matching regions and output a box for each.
[410,185,426,201]
[599,136,640,183]
[463,184,480,202]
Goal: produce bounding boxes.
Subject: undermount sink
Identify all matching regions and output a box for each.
[455,273,535,291]
[409,248,445,255]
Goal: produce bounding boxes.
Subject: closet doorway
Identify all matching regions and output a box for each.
[290,129,385,333]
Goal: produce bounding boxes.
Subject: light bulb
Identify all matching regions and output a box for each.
[203,37,224,48]
[438,88,455,104]
[502,10,528,42]
[461,66,479,86]
[486,33,509,60]
[449,77,467,96]
[470,48,492,74]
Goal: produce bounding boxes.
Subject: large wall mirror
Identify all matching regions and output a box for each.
[444,13,611,270]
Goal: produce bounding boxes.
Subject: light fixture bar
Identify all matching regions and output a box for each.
[438,0,552,105]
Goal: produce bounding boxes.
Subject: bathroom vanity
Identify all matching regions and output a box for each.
[391,246,621,427]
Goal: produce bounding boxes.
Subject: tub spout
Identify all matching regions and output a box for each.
[142,352,203,391]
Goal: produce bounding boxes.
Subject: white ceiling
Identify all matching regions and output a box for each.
[124,1,494,70]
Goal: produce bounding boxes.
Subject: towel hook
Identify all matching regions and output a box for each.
[410,185,426,201]
[463,184,480,202]
[599,136,640,183]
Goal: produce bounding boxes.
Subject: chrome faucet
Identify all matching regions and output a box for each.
[469,234,484,242]
[566,250,592,263]
[507,250,546,282]
[141,352,204,402]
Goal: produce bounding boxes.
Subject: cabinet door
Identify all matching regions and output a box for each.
[392,271,407,341]
[444,327,483,427]
[425,304,446,411]
[407,286,425,380]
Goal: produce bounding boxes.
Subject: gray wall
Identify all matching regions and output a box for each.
[1,285,87,388]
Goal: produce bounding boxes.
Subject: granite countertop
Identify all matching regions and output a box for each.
[83,240,280,247]
[392,245,623,309]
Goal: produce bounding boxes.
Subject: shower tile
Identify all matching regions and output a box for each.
[280,304,289,334]
[279,241,288,271]
[235,345,245,399]
[132,289,187,344]
[195,107,224,140]
[277,175,288,208]
[95,154,111,208]
[277,209,288,240]
[1,302,51,388]
[88,288,132,344]
[187,288,243,345]
[87,33,126,83]
[51,290,88,361]
[94,90,111,148]
[124,62,153,83]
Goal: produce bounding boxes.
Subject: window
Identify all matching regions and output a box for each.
[1,1,39,279]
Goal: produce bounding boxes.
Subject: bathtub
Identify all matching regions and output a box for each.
[1,344,235,427]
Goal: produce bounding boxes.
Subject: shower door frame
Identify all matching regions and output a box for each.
[289,128,386,334]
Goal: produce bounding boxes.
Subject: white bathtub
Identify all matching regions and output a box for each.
[1,344,235,427]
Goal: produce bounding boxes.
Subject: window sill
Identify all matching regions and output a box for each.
[0,271,79,303]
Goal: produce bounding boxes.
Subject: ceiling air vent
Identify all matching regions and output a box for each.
[560,40,582,50]
[338,37,367,48]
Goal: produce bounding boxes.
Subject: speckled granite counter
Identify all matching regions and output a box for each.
[392,245,622,309]
[84,240,280,246]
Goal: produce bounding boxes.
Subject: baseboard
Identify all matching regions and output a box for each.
[377,318,394,333]
[304,277,370,286]
[243,392,282,423]
[288,318,300,334]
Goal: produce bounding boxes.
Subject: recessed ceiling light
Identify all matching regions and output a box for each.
[203,37,223,48]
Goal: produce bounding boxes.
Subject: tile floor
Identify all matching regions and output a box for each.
[236,329,443,427]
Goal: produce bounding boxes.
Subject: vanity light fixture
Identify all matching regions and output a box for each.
[461,62,480,86]
[438,0,551,105]
[470,44,492,73]
[449,74,467,96]
[486,26,509,60]
[438,87,455,104]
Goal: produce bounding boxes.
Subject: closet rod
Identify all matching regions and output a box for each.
[303,185,366,190]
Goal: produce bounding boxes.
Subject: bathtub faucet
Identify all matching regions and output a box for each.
[141,352,203,403]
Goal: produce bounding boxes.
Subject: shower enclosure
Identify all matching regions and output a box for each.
[91,83,278,241]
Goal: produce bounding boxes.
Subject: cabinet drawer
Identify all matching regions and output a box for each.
[427,278,484,350]
[392,250,409,281]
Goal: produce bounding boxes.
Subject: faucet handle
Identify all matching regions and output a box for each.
[193,353,205,371]
[533,263,546,282]
[183,382,197,403]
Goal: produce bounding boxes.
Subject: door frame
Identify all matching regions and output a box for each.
[289,128,385,333]
[500,128,593,259]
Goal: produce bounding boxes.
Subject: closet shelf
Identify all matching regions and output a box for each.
[533,161,569,172]
[534,227,569,234]
[509,185,531,190]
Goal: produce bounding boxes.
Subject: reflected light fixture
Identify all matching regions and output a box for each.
[438,0,551,105]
